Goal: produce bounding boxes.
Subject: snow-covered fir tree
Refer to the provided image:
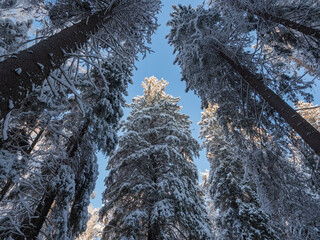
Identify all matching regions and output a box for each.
[167,3,320,156]
[295,102,320,130]
[0,59,132,239]
[291,101,320,192]
[249,141,320,240]
[199,170,215,237]
[209,0,320,74]
[0,0,161,119]
[77,203,103,240]
[198,103,280,240]
[100,76,212,240]
[168,4,320,236]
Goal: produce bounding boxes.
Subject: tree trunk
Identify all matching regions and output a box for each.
[11,122,89,239]
[0,126,46,202]
[253,10,320,40]
[231,0,320,40]
[0,4,117,120]
[213,43,320,158]
[68,182,87,237]
[14,193,56,240]
[147,156,160,240]
[68,150,94,237]
[147,225,161,240]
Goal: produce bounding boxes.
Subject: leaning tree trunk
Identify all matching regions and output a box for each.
[0,4,117,120]
[68,158,96,238]
[252,10,320,40]
[12,121,90,240]
[229,0,320,40]
[213,43,320,158]
[14,190,57,240]
[0,125,46,202]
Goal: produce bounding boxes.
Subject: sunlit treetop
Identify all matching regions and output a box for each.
[142,76,168,104]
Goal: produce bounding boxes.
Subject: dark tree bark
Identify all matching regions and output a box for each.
[147,225,161,240]
[0,125,46,202]
[0,4,116,120]
[68,125,95,237]
[253,10,320,40]
[213,43,320,157]
[231,1,320,40]
[68,180,88,237]
[11,122,89,240]
[15,192,56,240]
[147,156,161,240]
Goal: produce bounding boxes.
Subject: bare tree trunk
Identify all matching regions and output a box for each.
[0,4,116,120]
[213,43,320,157]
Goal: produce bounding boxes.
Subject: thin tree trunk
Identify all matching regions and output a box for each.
[67,120,92,237]
[231,0,320,40]
[147,156,160,240]
[213,43,320,157]
[0,4,117,120]
[147,226,161,240]
[68,140,94,237]
[12,122,89,239]
[253,10,320,40]
[0,126,46,202]
[15,193,56,240]
[68,182,87,237]
[0,181,12,202]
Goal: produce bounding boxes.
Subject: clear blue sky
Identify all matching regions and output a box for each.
[91,0,320,208]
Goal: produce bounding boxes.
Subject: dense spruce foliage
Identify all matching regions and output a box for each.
[167,3,320,156]
[199,104,281,240]
[0,0,161,119]
[100,77,211,240]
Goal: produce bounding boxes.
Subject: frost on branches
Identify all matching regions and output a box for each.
[199,104,280,240]
[210,0,320,75]
[0,0,155,237]
[77,204,103,240]
[197,102,320,239]
[0,59,132,239]
[167,3,320,157]
[167,4,320,237]
[0,0,162,119]
[100,76,212,240]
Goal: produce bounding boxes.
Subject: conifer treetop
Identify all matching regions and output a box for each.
[142,76,168,103]
[130,76,182,111]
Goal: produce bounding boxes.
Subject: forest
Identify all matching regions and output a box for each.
[0,0,320,239]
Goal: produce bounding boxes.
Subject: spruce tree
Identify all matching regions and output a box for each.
[100,76,211,240]
[199,104,280,240]
[167,3,320,160]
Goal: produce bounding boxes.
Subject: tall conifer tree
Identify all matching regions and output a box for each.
[199,104,280,240]
[100,76,211,240]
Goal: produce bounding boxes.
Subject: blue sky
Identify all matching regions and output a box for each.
[91,0,320,208]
